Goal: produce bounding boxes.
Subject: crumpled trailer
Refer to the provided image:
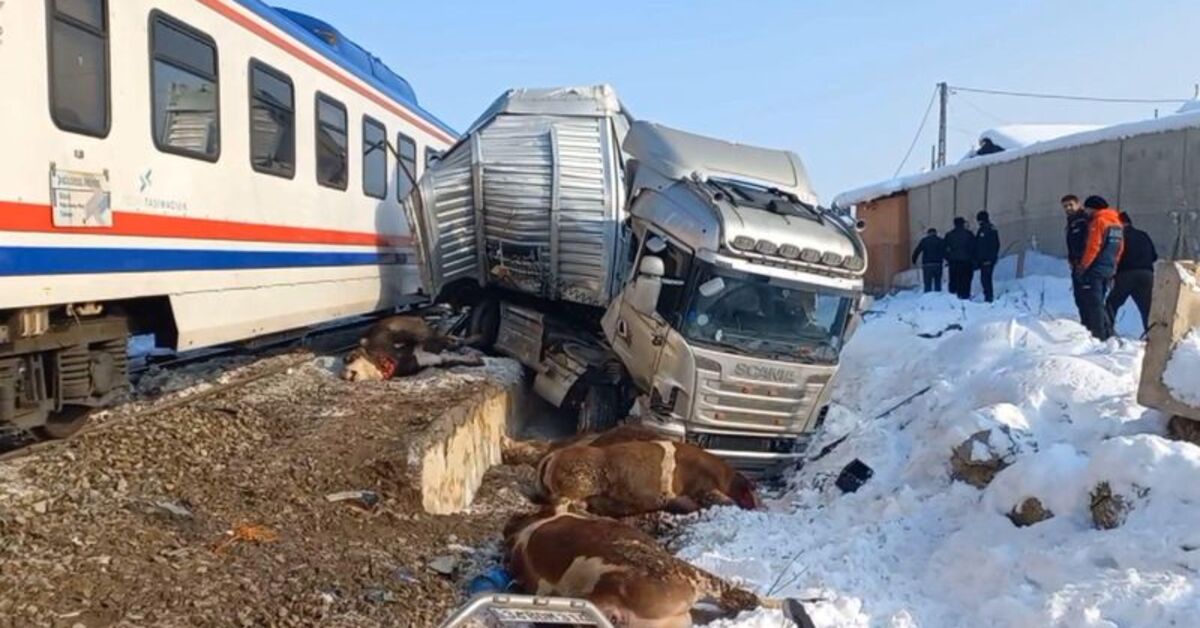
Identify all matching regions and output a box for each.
[407,85,635,428]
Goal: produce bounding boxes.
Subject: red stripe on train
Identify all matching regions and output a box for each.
[196,0,456,145]
[0,200,412,248]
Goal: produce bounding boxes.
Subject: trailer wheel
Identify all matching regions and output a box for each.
[467,299,500,350]
[577,385,620,434]
[37,406,92,439]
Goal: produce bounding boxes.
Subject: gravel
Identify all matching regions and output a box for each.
[0,353,534,628]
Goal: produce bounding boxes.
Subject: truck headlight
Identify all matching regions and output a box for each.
[843,255,866,271]
[732,236,756,250]
[754,240,778,255]
[821,252,844,266]
[778,244,801,259]
[800,248,822,263]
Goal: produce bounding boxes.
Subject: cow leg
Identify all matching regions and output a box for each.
[585,495,644,518]
[698,489,736,509]
[664,496,703,515]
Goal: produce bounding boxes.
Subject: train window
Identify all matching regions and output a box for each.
[396,133,417,201]
[48,0,110,137]
[248,61,295,178]
[150,13,220,161]
[362,117,387,199]
[315,94,348,190]
[425,147,442,169]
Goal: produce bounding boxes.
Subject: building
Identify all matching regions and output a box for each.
[836,110,1200,293]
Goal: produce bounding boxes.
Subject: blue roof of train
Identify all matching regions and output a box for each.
[233,1,457,137]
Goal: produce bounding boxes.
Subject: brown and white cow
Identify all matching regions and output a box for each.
[534,437,762,517]
[341,315,483,381]
[504,505,811,628]
[502,424,666,467]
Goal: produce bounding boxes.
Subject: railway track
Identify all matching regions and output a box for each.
[0,313,390,463]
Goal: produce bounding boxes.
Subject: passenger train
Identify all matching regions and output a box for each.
[0,0,456,435]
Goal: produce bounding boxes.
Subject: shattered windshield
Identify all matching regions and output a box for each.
[680,262,851,364]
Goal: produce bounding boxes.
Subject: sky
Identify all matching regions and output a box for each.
[275,0,1200,199]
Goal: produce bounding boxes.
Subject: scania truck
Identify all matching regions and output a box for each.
[406,85,867,473]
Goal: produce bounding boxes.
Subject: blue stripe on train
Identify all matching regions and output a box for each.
[0,246,406,276]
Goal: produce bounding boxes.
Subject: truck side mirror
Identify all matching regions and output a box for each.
[629,256,664,315]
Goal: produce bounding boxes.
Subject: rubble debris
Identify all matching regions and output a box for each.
[1007,497,1054,527]
[950,427,1019,488]
[835,459,874,494]
[1167,415,1200,447]
[324,489,381,510]
[1090,482,1132,530]
[428,554,460,576]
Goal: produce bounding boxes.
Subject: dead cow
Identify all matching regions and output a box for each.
[505,506,813,627]
[502,424,666,466]
[536,438,762,517]
[341,315,483,381]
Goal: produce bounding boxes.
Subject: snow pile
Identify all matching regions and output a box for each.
[677,265,1200,627]
[1163,330,1200,406]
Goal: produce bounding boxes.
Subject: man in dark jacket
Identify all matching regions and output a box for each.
[1105,212,1157,333]
[1076,196,1125,340]
[974,211,1001,302]
[912,228,946,292]
[944,217,976,300]
[1062,194,1090,322]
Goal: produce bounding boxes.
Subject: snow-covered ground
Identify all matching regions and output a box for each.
[678,254,1200,627]
[1164,330,1200,406]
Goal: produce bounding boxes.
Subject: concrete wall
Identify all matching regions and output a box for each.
[874,125,1200,280]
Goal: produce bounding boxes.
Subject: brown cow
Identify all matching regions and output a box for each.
[502,424,665,466]
[535,438,762,517]
[341,315,483,381]
[504,505,811,627]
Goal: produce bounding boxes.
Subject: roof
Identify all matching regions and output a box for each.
[462,84,630,135]
[834,109,1200,208]
[971,124,1103,155]
[624,122,820,206]
[233,1,457,138]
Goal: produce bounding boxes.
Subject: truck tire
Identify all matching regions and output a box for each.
[468,299,500,350]
[577,385,620,434]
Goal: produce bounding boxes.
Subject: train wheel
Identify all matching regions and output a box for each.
[37,406,93,439]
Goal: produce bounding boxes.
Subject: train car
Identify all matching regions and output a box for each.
[0,0,457,435]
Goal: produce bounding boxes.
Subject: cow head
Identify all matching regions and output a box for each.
[727,472,763,510]
[341,346,397,382]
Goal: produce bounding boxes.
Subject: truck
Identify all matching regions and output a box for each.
[406,85,867,473]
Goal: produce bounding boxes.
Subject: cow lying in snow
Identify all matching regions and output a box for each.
[505,505,813,627]
[341,315,483,381]
[533,432,762,517]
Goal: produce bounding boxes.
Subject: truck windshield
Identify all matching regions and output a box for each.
[680,263,851,364]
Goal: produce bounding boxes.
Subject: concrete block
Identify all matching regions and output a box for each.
[1138,261,1200,421]
[404,384,522,515]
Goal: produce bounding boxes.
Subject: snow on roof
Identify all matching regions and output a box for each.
[977,124,1104,152]
[835,109,1200,208]
[1178,100,1200,114]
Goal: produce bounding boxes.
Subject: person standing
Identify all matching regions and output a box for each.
[911,228,946,292]
[1062,194,1090,324]
[944,217,977,300]
[1105,212,1157,333]
[974,211,1000,302]
[1076,196,1125,340]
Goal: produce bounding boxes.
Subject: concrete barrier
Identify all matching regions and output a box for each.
[1138,261,1200,421]
[405,383,523,515]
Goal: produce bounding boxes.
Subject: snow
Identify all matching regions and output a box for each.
[1178,100,1200,114]
[676,255,1200,627]
[1163,330,1200,406]
[834,109,1200,207]
[968,124,1103,157]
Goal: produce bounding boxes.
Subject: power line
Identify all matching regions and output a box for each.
[894,86,939,177]
[950,85,1189,104]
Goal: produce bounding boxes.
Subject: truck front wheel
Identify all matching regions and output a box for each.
[577,385,620,434]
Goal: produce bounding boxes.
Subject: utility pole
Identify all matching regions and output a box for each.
[936,82,948,169]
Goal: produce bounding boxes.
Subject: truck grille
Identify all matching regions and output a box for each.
[695,361,829,429]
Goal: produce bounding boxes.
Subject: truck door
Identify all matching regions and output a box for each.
[603,235,691,391]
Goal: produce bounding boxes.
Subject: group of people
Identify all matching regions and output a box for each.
[1062,194,1157,341]
[911,211,1001,301]
[910,195,1158,341]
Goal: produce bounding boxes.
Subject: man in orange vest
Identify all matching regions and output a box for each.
[1075,196,1125,340]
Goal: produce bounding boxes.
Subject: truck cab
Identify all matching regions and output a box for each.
[603,123,866,474]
